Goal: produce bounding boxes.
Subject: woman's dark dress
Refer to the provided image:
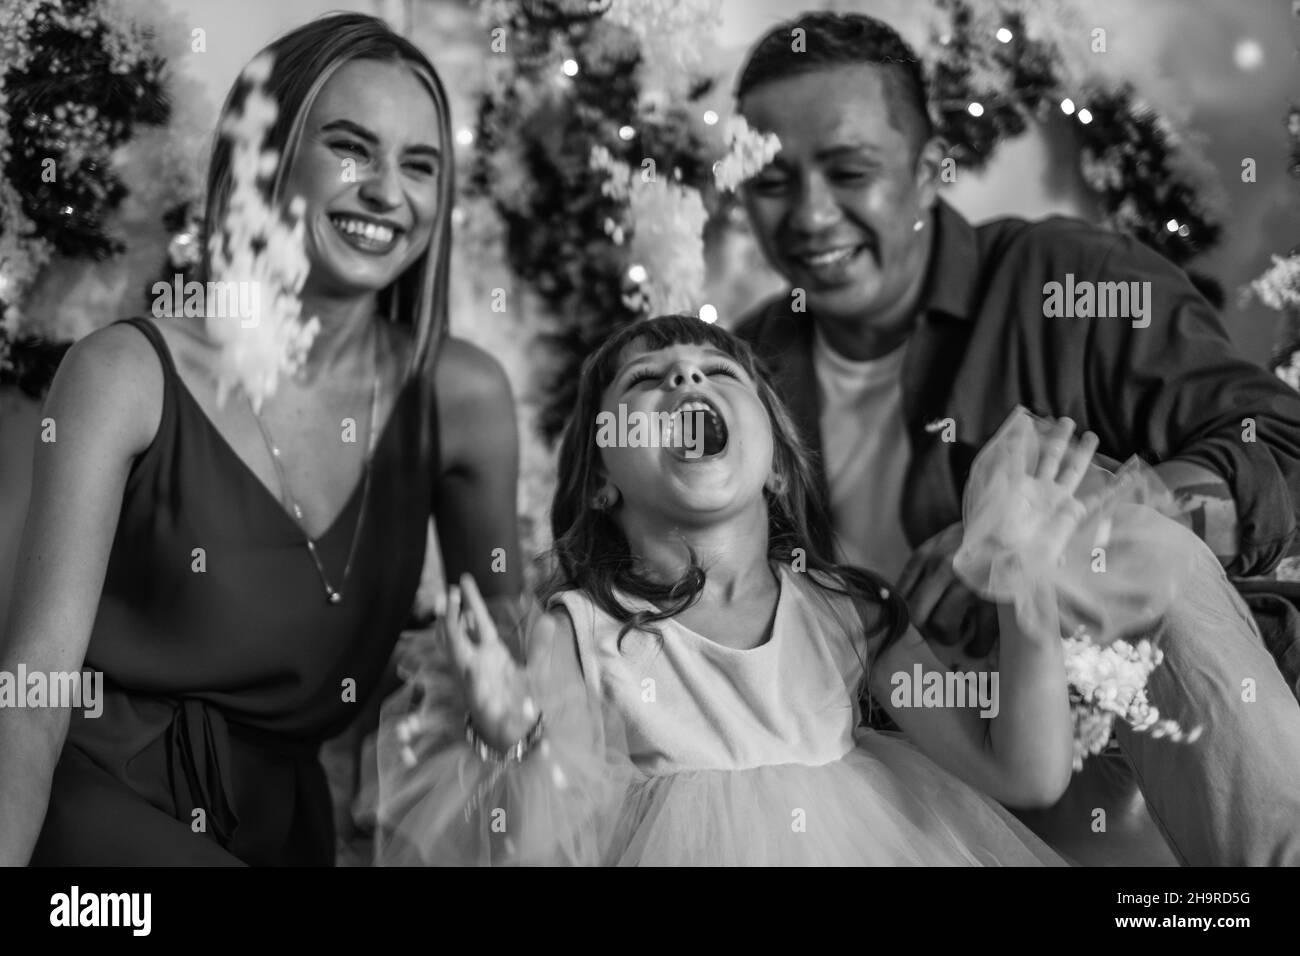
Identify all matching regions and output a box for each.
[31,317,436,865]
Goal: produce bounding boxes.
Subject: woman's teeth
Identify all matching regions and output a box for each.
[802,246,859,267]
[329,215,398,251]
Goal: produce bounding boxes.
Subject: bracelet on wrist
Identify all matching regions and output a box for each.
[464,711,545,765]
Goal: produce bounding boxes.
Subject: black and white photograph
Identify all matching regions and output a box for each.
[0,0,1298,916]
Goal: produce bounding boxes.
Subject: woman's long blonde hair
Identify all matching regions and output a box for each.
[200,12,455,383]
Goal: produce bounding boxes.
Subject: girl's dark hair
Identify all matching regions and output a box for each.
[542,313,908,660]
[200,13,454,381]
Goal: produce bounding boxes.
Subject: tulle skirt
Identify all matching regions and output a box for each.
[374,634,1065,867]
[601,730,1065,866]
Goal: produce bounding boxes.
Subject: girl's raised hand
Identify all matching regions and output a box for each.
[444,573,537,752]
[959,409,1102,575]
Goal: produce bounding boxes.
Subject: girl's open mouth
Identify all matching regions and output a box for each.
[663,394,729,459]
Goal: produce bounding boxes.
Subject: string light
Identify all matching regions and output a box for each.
[1077,108,1093,124]
[1166,219,1179,232]
[967,102,985,118]
[1060,98,1076,115]
[698,304,718,324]
[1178,224,1190,238]
[561,58,579,77]
[1233,38,1264,72]
[702,110,718,125]
[996,27,1013,43]
[455,127,474,147]
[627,264,648,283]
[618,125,635,141]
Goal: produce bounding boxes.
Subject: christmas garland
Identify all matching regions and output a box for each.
[469,0,723,439]
[0,0,169,394]
[926,0,1223,295]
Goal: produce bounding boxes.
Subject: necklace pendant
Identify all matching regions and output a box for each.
[247,334,379,615]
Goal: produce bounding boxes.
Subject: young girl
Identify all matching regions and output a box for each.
[376,313,1103,866]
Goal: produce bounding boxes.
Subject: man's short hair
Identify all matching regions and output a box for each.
[736,12,934,156]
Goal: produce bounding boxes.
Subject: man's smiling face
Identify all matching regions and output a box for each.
[739,63,939,330]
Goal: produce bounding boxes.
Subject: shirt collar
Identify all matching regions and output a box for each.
[918,198,980,322]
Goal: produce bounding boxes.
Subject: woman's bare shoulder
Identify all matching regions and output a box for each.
[48,321,165,457]
[430,335,518,470]
[433,337,513,409]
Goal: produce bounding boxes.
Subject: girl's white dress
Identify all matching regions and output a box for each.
[374,565,1064,866]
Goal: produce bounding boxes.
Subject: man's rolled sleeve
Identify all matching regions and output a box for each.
[1167,433,1299,575]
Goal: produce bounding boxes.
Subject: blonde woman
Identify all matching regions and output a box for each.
[0,13,521,865]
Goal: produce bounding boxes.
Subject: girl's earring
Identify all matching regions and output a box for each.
[591,486,619,510]
[912,218,925,232]
[764,473,788,496]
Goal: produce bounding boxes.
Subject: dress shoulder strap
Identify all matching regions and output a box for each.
[109,317,179,475]
[112,317,180,379]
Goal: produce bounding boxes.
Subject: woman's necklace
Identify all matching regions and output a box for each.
[245,329,382,606]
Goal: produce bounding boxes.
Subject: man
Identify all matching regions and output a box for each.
[732,11,1300,865]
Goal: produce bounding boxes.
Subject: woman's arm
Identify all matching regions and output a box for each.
[338,341,525,842]
[431,338,523,604]
[374,576,613,866]
[869,612,1073,809]
[0,325,159,864]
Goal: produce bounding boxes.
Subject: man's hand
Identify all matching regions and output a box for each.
[897,522,999,658]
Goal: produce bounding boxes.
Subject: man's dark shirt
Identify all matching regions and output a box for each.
[735,199,1300,578]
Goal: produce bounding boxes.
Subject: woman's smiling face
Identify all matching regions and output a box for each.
[597,340,775,524]
[282,58,443,299]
